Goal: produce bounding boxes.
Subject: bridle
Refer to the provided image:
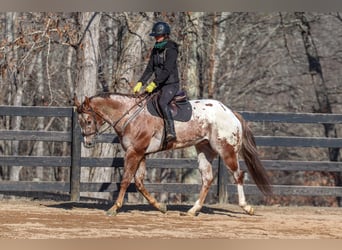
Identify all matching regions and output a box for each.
[80,107,106,137]
[80,93,154,138]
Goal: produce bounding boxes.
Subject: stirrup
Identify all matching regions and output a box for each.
[166,133,176,142]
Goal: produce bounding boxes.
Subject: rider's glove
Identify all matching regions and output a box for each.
[145,82,157,93]
[133,82,143,94]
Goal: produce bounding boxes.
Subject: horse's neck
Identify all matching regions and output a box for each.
[93,95,133,123]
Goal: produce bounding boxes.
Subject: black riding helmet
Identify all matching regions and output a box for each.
[149,22,171,36]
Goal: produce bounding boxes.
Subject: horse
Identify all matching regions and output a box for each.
[73,92,272,216]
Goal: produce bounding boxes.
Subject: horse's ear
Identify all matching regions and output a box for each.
[73,93,81,108]
[83,96,90,108]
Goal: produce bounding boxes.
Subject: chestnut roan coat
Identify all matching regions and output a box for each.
[74,93,272,216]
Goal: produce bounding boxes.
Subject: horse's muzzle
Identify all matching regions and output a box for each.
[83,140,96,148]
[82,135,97,148]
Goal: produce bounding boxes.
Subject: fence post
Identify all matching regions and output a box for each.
[217,157,229,204]
[70,106,81,202]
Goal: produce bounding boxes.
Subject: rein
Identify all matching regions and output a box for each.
[83,93,154,137]
[111,93,152,129]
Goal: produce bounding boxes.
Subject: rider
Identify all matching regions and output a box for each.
[133,21,180,142]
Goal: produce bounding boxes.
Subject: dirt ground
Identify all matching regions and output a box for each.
[0,199,341,239]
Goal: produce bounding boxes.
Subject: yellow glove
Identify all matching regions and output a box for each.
[133,82,143,94]
[145,82,157,93]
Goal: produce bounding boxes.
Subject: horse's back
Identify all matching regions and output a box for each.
[190,99,239,124]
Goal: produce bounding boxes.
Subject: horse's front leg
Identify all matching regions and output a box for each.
[134,157,167,213]
[106,147,142,216]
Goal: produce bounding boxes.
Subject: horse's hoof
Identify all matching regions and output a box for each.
[180,210,196,216]
[243,205,254,215]
[180,212,189,216]
[158,203,167,214]
[106,209,117,216]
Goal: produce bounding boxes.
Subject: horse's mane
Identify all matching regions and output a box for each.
[90,92,137,100]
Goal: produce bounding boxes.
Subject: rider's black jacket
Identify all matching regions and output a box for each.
[138,40,180,87]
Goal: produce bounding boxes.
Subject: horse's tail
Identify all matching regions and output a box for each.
[234,111,273,196]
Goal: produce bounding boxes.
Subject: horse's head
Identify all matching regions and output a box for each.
[73,95,104,148]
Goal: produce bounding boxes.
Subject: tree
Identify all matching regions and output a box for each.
[72,12,112,198]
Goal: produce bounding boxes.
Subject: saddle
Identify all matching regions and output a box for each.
[146,90,192,122]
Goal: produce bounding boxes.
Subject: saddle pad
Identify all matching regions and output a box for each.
[147,99,192,122]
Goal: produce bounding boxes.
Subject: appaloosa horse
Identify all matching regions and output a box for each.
[74,93,272,216]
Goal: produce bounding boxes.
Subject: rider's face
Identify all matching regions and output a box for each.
[155,35,165,42]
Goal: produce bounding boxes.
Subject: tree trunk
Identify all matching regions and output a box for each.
[208,13,217,98]
[106,14,114,91]
[35,51,45,181]
[6,12,22,181]
[75,12,100,99]
[113,12,154,93]
[55,46,75,182]
[183,12,205,99]
[74,12,113,199]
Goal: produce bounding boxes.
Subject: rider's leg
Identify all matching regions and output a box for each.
[158,83,179,142]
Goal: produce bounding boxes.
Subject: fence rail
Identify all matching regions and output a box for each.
[1,106,342,203]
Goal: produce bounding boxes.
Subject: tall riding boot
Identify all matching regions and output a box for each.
[162,106,176,142]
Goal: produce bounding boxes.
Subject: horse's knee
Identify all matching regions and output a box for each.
[134,179,144,192]
[120,178,132,189]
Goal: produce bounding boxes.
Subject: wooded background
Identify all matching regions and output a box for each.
[0,12,341,206]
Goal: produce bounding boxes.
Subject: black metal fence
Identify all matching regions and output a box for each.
[1,105,342,203]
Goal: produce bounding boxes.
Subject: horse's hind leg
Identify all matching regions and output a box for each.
[187,143,216,216]
[134,157,167,213]
[235,171,254,215]
[222,146,254,215]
